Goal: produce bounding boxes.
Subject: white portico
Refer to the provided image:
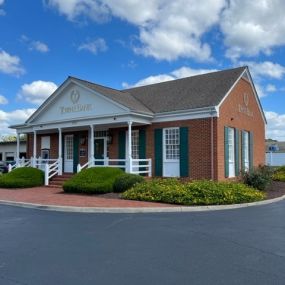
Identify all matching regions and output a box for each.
[11,77,153,185]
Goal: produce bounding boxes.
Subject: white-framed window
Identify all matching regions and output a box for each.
[163,128,180,161]
[131,130,139,159]
[243,131,250,171]
[228,127,235,178]
[41,136,50,149]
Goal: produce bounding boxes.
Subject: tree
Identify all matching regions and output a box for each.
[0,134,27,142]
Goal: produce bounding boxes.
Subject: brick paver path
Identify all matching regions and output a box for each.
[0,187,173,208]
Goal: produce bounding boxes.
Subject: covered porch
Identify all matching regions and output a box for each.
[11,118,152,185]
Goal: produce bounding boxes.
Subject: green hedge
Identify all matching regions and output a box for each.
[63,167,124,194]
[122,179,266,205]
[0,167,44,188]
[113,173,144,193]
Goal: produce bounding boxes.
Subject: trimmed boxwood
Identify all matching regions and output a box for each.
[122,179,266,205]
[0,167,44,188]
[113,173,145,193]
[242,165,272,191]
[63,167,124,194]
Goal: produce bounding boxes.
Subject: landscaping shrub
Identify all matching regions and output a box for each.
[122,179,265,205]
[113,173,144,193]
[242,165,272,191]
[63,167,124,194]
[0,167,44,188]
[272,165,285,182]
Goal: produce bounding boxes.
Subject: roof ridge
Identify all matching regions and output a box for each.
[123,66,247,91]
[69,76,126,94]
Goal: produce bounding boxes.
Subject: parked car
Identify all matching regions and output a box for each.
[0,161,8,173]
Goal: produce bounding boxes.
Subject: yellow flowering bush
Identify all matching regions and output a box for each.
[122,179,265,205]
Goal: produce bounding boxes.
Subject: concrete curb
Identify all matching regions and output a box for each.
[1,194,285,213]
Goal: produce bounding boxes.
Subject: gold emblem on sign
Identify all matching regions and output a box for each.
[70,89,80,104]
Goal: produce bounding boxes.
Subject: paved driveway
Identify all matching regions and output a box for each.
[0,202,285,285]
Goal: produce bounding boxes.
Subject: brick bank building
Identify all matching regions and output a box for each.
[11,67,266,183]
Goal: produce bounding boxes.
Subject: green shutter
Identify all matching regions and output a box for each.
[249,131,254,170]
[73,134,79,173]
[180,127,189,177]
[241,131,245,172]
[235,128,240,176]
[139,129,146,159]
[224,127,229,178]
[118,130,126,167]
[154,129,163,176]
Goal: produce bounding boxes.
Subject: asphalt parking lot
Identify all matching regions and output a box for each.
[0,202,285,285]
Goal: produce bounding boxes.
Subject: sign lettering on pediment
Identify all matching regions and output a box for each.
[238,92,253,117]
[59,89,93,114]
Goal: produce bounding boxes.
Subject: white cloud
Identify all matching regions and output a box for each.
[0,108,36,137]
[30,41,49,53]
[0,0,5,16]
[244,61,285,80]
[45,0,109,22]
[78,38,108,54]
[17,81,58,105]
[0,50,25,76]
[265,111,285,141]
[221,0,285,60]
[46,0,226,61]
[0,95,8,104]
[123,66,218,88]
[21,35,49,53]
[254,83,266,98]
[266,84,277,93]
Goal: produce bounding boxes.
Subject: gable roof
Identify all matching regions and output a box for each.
[124,67,246,113]
[22,66,265,127]
[69,77,153,114]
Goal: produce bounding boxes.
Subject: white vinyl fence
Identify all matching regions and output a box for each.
[266,152,285,166]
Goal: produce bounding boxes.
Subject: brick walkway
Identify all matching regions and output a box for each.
[0,187,173,208]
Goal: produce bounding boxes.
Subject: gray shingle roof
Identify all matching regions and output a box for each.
[123,67,246,113]
[70,77,153,114]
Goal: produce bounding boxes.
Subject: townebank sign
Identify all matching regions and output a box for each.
[59,89,93,114]
[238,93,253,117]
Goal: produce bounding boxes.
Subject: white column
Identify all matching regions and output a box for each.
[58,128,62,175]
[16,132,20,166]
[127,121,133,173]
[90,125,94,166]
[58,128,62,158]
[33,131,37,167]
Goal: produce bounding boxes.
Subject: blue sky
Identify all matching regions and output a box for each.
[0,0,285,140]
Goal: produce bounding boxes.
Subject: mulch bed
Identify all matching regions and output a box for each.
[265,181,285,199]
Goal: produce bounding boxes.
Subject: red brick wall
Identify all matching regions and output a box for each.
[26,131,89,166]
[217,77,265,180]
[108,119,218,180]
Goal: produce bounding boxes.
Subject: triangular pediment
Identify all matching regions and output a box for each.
[28,79,129,124]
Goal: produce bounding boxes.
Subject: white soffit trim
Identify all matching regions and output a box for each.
[217,68,267,124]
[153,107,218,123]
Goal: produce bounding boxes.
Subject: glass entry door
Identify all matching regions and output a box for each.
[64,135,74,173]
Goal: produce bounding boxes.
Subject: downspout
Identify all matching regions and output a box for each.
[210,107,216,180]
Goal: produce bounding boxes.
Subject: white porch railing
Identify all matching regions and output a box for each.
[131,159,152,176]
[77,158,127,172]
[8,157,62,186]
[44,158,62,186]
[8,157,31,172]
[77,158,152,177]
